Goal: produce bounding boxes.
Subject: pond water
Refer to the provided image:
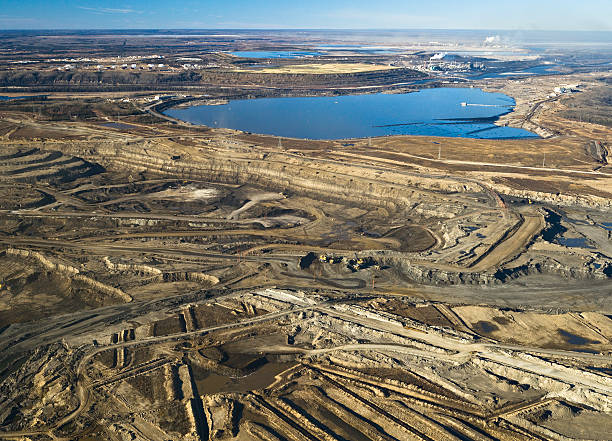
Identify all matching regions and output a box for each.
[0,96,28,101]
[230,50,322,58]
[316,44,404,54]
[556,237,594,249]
[192,359,297,394]
[600,222,612,231]
[101,122,137,130]
[448,50,531,57]
[165,88,537,140]
[474,64,563,79]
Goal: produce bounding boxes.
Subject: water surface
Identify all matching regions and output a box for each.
[556,237,594,249]
[316,44,404,54]
[475,64,563,79]
[231,50,321,58]
[165,88,537,140]
[101,122,138,130]
[0,96,29,101]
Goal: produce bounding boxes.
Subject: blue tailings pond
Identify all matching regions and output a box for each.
[0,96,31,101]
[165,88,538,140]
[230,51,322,58]
[315,45,404,54]
[474,64,563,79]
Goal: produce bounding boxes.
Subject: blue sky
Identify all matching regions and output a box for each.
[1,0,611,30]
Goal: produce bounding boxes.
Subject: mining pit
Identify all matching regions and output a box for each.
[0,30,611,441]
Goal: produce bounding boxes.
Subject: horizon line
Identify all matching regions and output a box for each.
[1,27,611,33]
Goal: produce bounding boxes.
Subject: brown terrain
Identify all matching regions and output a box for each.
[0,31,611,441]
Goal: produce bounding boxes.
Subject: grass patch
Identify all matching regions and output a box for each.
[236,63,397,74]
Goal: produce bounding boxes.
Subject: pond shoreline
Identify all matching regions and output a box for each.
[164,87,538,140]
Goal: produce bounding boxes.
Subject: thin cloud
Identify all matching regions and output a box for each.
[0,15,38,23]
[77,6,137,14]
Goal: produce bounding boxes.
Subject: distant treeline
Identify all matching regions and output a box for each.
[0,70,203,87]
[0,97,142,121]
[0,68,425,91]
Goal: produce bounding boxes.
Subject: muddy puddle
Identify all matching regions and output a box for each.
[192,358,297,394]
[101,122,137,130]
[556,237,594,249]
[542,210,595,249]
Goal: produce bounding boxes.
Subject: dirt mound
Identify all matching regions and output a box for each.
[0,250,130,325]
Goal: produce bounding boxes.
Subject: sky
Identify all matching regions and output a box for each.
[1,0,611,31]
